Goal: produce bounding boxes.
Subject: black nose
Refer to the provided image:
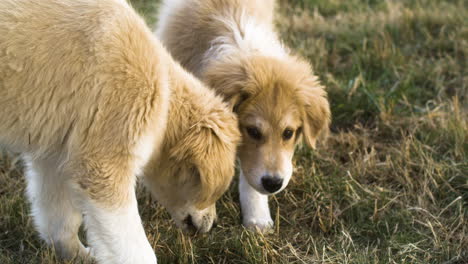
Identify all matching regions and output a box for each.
[184,215,197,233]
[261,176,283,193]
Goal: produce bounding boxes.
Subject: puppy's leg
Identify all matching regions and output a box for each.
[74,163,157,264]
[24,156,89,260]
[239,170,273,232]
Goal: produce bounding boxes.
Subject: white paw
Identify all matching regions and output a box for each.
[82,246,92,258]
[243,217,274,233]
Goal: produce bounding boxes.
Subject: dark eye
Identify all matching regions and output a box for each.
[246,126,262,140]
[282,129,294,140]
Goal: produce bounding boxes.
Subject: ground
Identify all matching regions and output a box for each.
[0,0,466,263]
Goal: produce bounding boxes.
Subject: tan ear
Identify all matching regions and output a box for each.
[169,124,206,163]
[298,76,331,149]
[169,115,240,209]
[195,113,240,208]
[202,57,251,113]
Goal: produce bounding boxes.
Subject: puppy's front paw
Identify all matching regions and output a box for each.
[82,247,92,258]
[243,217,274,233]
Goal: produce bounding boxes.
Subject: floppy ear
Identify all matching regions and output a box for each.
[169,114,240,208]
[202,57,251,113]
[297,76,331,149]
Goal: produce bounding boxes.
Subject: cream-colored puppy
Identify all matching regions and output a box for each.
[156,0,330,231]
[0,0,240,263]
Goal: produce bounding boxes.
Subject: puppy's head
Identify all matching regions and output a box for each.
[144,97,240,233]
[204,54,330,194]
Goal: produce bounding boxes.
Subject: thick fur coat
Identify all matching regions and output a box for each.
[0,0,240,263]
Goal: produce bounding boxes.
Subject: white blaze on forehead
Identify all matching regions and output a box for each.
[243,115,268,130]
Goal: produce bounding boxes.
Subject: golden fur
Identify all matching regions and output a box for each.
[0,0,240,261]
[157,0,330,230]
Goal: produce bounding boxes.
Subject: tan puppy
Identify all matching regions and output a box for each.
[156,0,330,231]
[0,0,239,263]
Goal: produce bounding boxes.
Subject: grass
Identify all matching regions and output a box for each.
[1,0,467,263]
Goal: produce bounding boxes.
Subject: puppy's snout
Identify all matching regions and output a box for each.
[261,175,283,193]
[183,215,197,233]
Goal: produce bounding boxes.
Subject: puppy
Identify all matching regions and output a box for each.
[156,0,331,231]
[0,0,240,263]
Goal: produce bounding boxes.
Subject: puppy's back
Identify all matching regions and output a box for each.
[0,0,170,156]
[156,0,276,77]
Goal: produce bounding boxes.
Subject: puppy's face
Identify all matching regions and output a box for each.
[204,55,330,194]
[144,108,240,233]
[237,92,302,194]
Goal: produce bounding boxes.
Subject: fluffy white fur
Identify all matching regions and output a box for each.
[239,171,273,230]
[202,13,287,65]
[81,187,156,263]
[24,134,158,264]
[25,155,90,259]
